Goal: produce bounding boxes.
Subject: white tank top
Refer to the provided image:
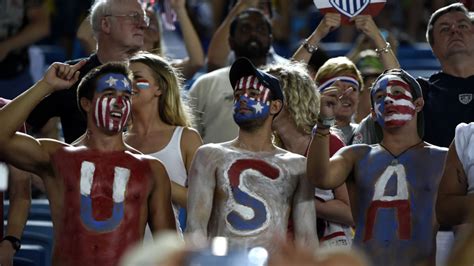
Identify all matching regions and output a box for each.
[454,122,474,194]
[148,126,187,187]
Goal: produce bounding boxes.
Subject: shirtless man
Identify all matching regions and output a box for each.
[0,61,176,265]
[186,57,317,253]
[307,69,447,266]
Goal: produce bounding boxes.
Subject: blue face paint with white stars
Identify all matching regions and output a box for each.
[96,73,132,93]
[233,94,270,123]
[232,75,271,124]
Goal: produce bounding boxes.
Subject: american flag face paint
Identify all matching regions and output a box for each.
[134,79,150,90]
[93,94,131,133]
[371,74,416,128]
[233,75,271,123]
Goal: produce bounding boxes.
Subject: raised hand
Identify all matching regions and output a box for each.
[352,15,383,42]
[41,60,86,91]
[319,86,342,120]
[315,13,342,40]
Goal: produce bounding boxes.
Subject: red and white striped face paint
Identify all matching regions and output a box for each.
[233,75,271,103]
[93,94,131,133]
[371,74,416,128]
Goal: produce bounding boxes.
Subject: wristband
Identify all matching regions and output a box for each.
[317,116,336,129]
[1,235,21,253]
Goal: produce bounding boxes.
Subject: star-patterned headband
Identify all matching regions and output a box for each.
[96,73,132,93]
[317,76,360,92]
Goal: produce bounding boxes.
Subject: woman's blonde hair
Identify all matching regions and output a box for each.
[265,61,320,135]
[314,56,364,90]
[130,52,194,127]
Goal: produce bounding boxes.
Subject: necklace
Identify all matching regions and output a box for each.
[379,140,424,166]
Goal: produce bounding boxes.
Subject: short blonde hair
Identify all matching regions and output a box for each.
[314,56,364,90]
[265,61,320,135]
[130,52,194,127]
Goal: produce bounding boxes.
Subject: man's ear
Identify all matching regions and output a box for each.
[414,97,424,113]
[101,17,111,34]
[270,99,283,115]
[80,97,92,113]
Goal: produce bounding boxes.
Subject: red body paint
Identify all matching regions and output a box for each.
[50,147,151,266]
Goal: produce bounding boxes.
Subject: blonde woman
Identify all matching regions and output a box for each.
[266,61,353,248]
[126,52,203,229]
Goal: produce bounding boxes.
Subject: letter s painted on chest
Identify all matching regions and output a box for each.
[79,161,130,232]
[225,159,279,235]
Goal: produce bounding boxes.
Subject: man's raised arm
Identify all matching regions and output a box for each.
[0,61,85,174]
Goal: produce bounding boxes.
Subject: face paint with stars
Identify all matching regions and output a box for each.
[93,73,132,133]
[371,74,416,128]
[232,75,271,123]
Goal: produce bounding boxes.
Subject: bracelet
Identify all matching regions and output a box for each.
[1,235,21,253]
[315,131,330,137]
[375,42,391,56]
[303,39,318,54]
[311,124,331,137]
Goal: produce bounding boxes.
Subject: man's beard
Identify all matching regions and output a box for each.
[235,116,267,132]
[233,39,270,59]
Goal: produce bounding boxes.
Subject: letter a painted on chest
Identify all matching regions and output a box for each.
[364,164,411,241]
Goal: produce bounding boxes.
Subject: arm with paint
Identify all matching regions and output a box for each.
[148,159,177,233]
[292,13,341,63]
[0,62,84,175]
[185,146,216,236]
[352,15,400,69]
[292,170,318,250]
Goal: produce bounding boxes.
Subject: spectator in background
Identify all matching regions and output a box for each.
[206,0,287,72]
[0,0,50,100]
[125,52,203,230]
[420,2,474,148]
[188,8,279,144]
[76,0,204,81]
[27,0,148,143]
[292,13,399,144]
[267,61,353,248]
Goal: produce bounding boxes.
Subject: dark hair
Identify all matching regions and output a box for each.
[426,3,470,45]
[229,8,272,37]
[76,61,131,116]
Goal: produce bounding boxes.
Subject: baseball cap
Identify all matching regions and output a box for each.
[371,69,424,140]
[229,57,283,102]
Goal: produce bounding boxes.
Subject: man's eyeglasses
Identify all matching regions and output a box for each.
[104,12,150,27]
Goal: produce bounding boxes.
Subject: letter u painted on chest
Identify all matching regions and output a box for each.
[226,159,279,235]
[79,161,130,232]
[364,164,411,241]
